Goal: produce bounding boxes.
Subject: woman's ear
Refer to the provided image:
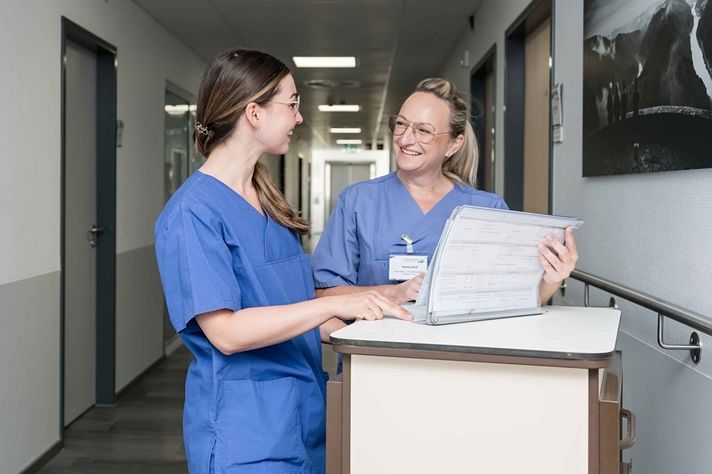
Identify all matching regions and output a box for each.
[244,102,261,129]
[447,133,465,157]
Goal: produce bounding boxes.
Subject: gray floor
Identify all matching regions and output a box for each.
[38,346,191,473]
[38,343,341,473]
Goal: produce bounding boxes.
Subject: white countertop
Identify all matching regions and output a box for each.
[330,306,621,360]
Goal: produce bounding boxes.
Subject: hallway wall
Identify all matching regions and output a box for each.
[0,0,205,472]
[440,1,712,472]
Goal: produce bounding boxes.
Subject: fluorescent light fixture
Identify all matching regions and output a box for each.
[330,128,362,134]
[319,104,360,112]
[293,56,356,68]
[165,104,197,116]
[336,139,362,145]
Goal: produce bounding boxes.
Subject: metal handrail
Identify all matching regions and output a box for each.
[567,269,708,363]
[569,269,712,336]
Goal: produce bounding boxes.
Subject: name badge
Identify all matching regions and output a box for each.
[388,254,428,281]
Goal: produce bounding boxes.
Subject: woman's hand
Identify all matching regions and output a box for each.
[538,226,579,285]
[328,291,413,322]
[393,273,425,304]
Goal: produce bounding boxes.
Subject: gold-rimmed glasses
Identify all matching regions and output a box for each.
[271,95,301,115]
[388,115,452,143]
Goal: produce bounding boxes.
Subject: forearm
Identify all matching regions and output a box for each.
[319,317,347,343]
[197,298,338,355]
[316,284,397,300]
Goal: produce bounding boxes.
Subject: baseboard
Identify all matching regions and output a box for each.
[115,354,167,400]
[21,439,64,474]
[164,334,183,356]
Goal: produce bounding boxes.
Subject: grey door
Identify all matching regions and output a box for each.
[325,162,374,220]
[64,40,97,426]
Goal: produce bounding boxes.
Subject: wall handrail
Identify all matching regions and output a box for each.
[569,269,712,337]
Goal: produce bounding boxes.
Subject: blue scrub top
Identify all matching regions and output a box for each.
[312,172,508,287]
[155,171,326,474]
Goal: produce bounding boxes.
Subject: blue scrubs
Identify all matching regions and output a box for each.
[155,171,326,474]
[312,171,508,287]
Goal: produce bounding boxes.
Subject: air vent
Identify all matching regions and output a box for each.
[304,79,338,89]
[303,79,360,89]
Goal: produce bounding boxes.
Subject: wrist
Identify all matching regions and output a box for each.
[315,296,339,323]
[375,284,398,300]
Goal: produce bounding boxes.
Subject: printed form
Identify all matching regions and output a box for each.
[410,206,582,325]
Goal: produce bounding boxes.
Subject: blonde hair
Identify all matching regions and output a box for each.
[195,49,308,235]
[414,78,478,187]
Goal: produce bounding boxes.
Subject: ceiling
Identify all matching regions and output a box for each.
[132,0,480,149]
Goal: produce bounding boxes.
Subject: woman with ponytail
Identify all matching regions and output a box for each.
[155,49,410,474]
[312,78,577,307]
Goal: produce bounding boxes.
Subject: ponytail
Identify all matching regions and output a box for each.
[252,162,309,235]
[442,121,477,187]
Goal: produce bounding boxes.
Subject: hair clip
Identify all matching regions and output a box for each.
[195,121,213,137]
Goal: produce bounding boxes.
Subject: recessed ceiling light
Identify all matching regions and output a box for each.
[330,128,361,134]
[293,56,356,68]
[164,104,196,116]
[336,139,362,145]
[319,105,360,112]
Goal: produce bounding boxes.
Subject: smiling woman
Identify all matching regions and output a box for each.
[154,48,411,474]
[312,77,578,308]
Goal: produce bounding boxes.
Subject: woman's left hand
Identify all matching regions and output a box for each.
[538,226,579,285]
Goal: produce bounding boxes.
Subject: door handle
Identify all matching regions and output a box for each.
[88,225,105,248]
[620,408,637,449]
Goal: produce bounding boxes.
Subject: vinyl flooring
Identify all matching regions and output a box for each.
[37,343,340,473]
[37,346,191,473]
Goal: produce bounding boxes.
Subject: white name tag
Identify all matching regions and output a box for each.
[388,254,428,281]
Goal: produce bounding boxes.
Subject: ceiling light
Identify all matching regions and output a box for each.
[319,105,360,112]
[336,139,362,145]
[330,128,361,134]
[164,104,196,116]
[293,56,356,68]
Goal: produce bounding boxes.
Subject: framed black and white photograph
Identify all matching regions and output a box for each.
[583,0,712,176]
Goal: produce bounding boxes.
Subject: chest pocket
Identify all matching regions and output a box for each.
[252,253,315,306]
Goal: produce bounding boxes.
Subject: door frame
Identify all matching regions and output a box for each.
[470,44,497,193]
[60,17,117,433]
[504,0,554,212]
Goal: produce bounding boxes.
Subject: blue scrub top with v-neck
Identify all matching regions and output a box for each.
[155,171,326,474]
[312,172,508,288]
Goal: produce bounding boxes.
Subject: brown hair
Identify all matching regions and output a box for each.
[414,78,478,187]
[194,49,308,234]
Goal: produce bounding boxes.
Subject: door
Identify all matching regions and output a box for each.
[471,49,496,193]
[324,162,374,221]
[522,18,551,214]
[64,40,98,426]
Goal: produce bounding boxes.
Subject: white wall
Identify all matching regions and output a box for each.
[440,1,712,472]
[0,0,205,471]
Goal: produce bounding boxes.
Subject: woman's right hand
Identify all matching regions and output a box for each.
[328,291,412,322]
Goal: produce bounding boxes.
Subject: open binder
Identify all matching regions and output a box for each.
[406,205,583,325]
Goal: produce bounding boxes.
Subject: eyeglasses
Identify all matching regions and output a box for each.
[388,115,452,144]
[271,95,301,115]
